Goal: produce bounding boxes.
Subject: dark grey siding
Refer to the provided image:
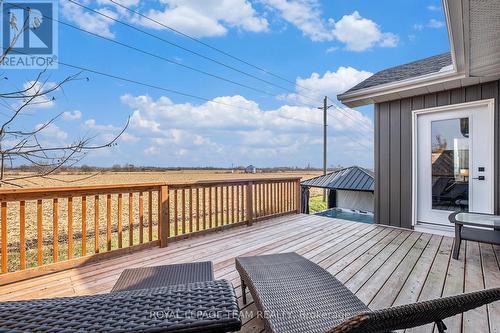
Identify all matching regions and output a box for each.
[374,80,500,229]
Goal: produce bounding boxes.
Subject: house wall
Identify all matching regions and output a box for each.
[374,80,500,229]
[336,190,374,212]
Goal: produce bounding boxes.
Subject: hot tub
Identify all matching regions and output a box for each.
[315,208,374,224]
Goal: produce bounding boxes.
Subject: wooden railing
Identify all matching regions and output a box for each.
[0,177,301,284]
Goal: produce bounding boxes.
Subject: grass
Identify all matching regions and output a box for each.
[309,195,328,214]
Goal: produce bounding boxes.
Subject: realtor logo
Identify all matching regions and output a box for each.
[1,0,58,68]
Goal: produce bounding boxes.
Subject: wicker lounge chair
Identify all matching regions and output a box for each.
[0,261,241,332]
[236,252,500,333]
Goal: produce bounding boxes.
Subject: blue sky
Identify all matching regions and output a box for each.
[3,0,449,169]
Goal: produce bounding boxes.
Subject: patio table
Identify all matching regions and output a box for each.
[449,212,500,259]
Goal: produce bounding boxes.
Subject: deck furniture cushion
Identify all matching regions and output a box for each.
[236,252,500,333]
[111,261,214,292]
[0,262,241,333]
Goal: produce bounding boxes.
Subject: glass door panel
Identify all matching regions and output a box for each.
[431,118,469,212]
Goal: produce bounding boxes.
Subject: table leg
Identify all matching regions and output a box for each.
[453,224,462,259]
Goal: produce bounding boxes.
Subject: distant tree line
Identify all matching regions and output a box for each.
[5,164,331,173]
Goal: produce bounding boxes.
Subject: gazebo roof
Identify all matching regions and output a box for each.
[301,166,374,192]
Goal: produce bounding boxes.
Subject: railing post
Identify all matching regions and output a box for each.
[295,180,301,214]
[159,185,169,248]
[1,201,7,273]
[246,182,253,226]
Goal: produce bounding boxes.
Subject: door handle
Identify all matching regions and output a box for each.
[473,176,485,180]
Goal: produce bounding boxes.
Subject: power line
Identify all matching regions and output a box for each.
[67,0,320,105]
[321,103,373,150]
[332,127,372,150]
[327,96,374,133]
[10,2,317,103]
[324,95,375,146]
[108,0,317,95]
[312,96,373,143]
[64,0,321,106]
[335,135,372,150]
[327,110,374,142]
[0,3,324,109]
[2,48,324,127]
[3,56,369,152]
[333,105,374,134]
[329,99,374,133]
[3,8,369,151]
[19,1,324,109]
[342,135,373,150]
[326,112,374,151]
[33,12,282,99]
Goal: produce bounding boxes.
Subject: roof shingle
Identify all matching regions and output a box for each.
[342,52,452,94]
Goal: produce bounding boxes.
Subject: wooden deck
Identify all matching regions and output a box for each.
[0,214,499,333]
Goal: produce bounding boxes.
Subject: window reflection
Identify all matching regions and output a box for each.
[431,118,469,211]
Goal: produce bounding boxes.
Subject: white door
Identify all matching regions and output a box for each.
[415,101,494,226]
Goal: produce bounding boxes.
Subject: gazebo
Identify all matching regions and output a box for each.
[300,166,374,214]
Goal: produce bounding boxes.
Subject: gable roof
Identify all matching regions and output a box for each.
[337,0,500,108]
[343,53,452,94]
[301,166,374,192]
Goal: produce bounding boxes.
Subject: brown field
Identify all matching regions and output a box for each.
[1,170,322,273]
[2,169,322,188]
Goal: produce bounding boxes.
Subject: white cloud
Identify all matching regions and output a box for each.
[285,67,373,105]
[378,32,399,47]
[331,11,399,51]
[427,19,445,29]
[62,110,82,121]
[427,4,441,11]
[414,19,445,31]
[261,0,332,41]
[84,118,119,131]
[129,110,161,132]
[22,81,57,108]
[60,1,117,38]
[326,46,339,53]
[96,0,140,7]
[120,132,140,142]
[62,0,268,39]
[35,123,68,140]
[133,0,268,38]
[61,0,395,53]
[144,146,159,155]
[119,89,373,167]
[120,87,374,137]
[262,2,397,50]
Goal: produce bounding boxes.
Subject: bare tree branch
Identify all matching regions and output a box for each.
[0,8,30,65]
[0,35,129,187]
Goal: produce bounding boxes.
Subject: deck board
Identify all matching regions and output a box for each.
[463,241,489,333]
[0,214,498,333]
[391,234,442,308]
[368,233,434,309]
[406,236,453,333]
[480,243,500,333]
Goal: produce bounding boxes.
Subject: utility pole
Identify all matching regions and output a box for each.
[318,96,333,202]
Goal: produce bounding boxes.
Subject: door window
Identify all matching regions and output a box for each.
[431,118,469,212]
